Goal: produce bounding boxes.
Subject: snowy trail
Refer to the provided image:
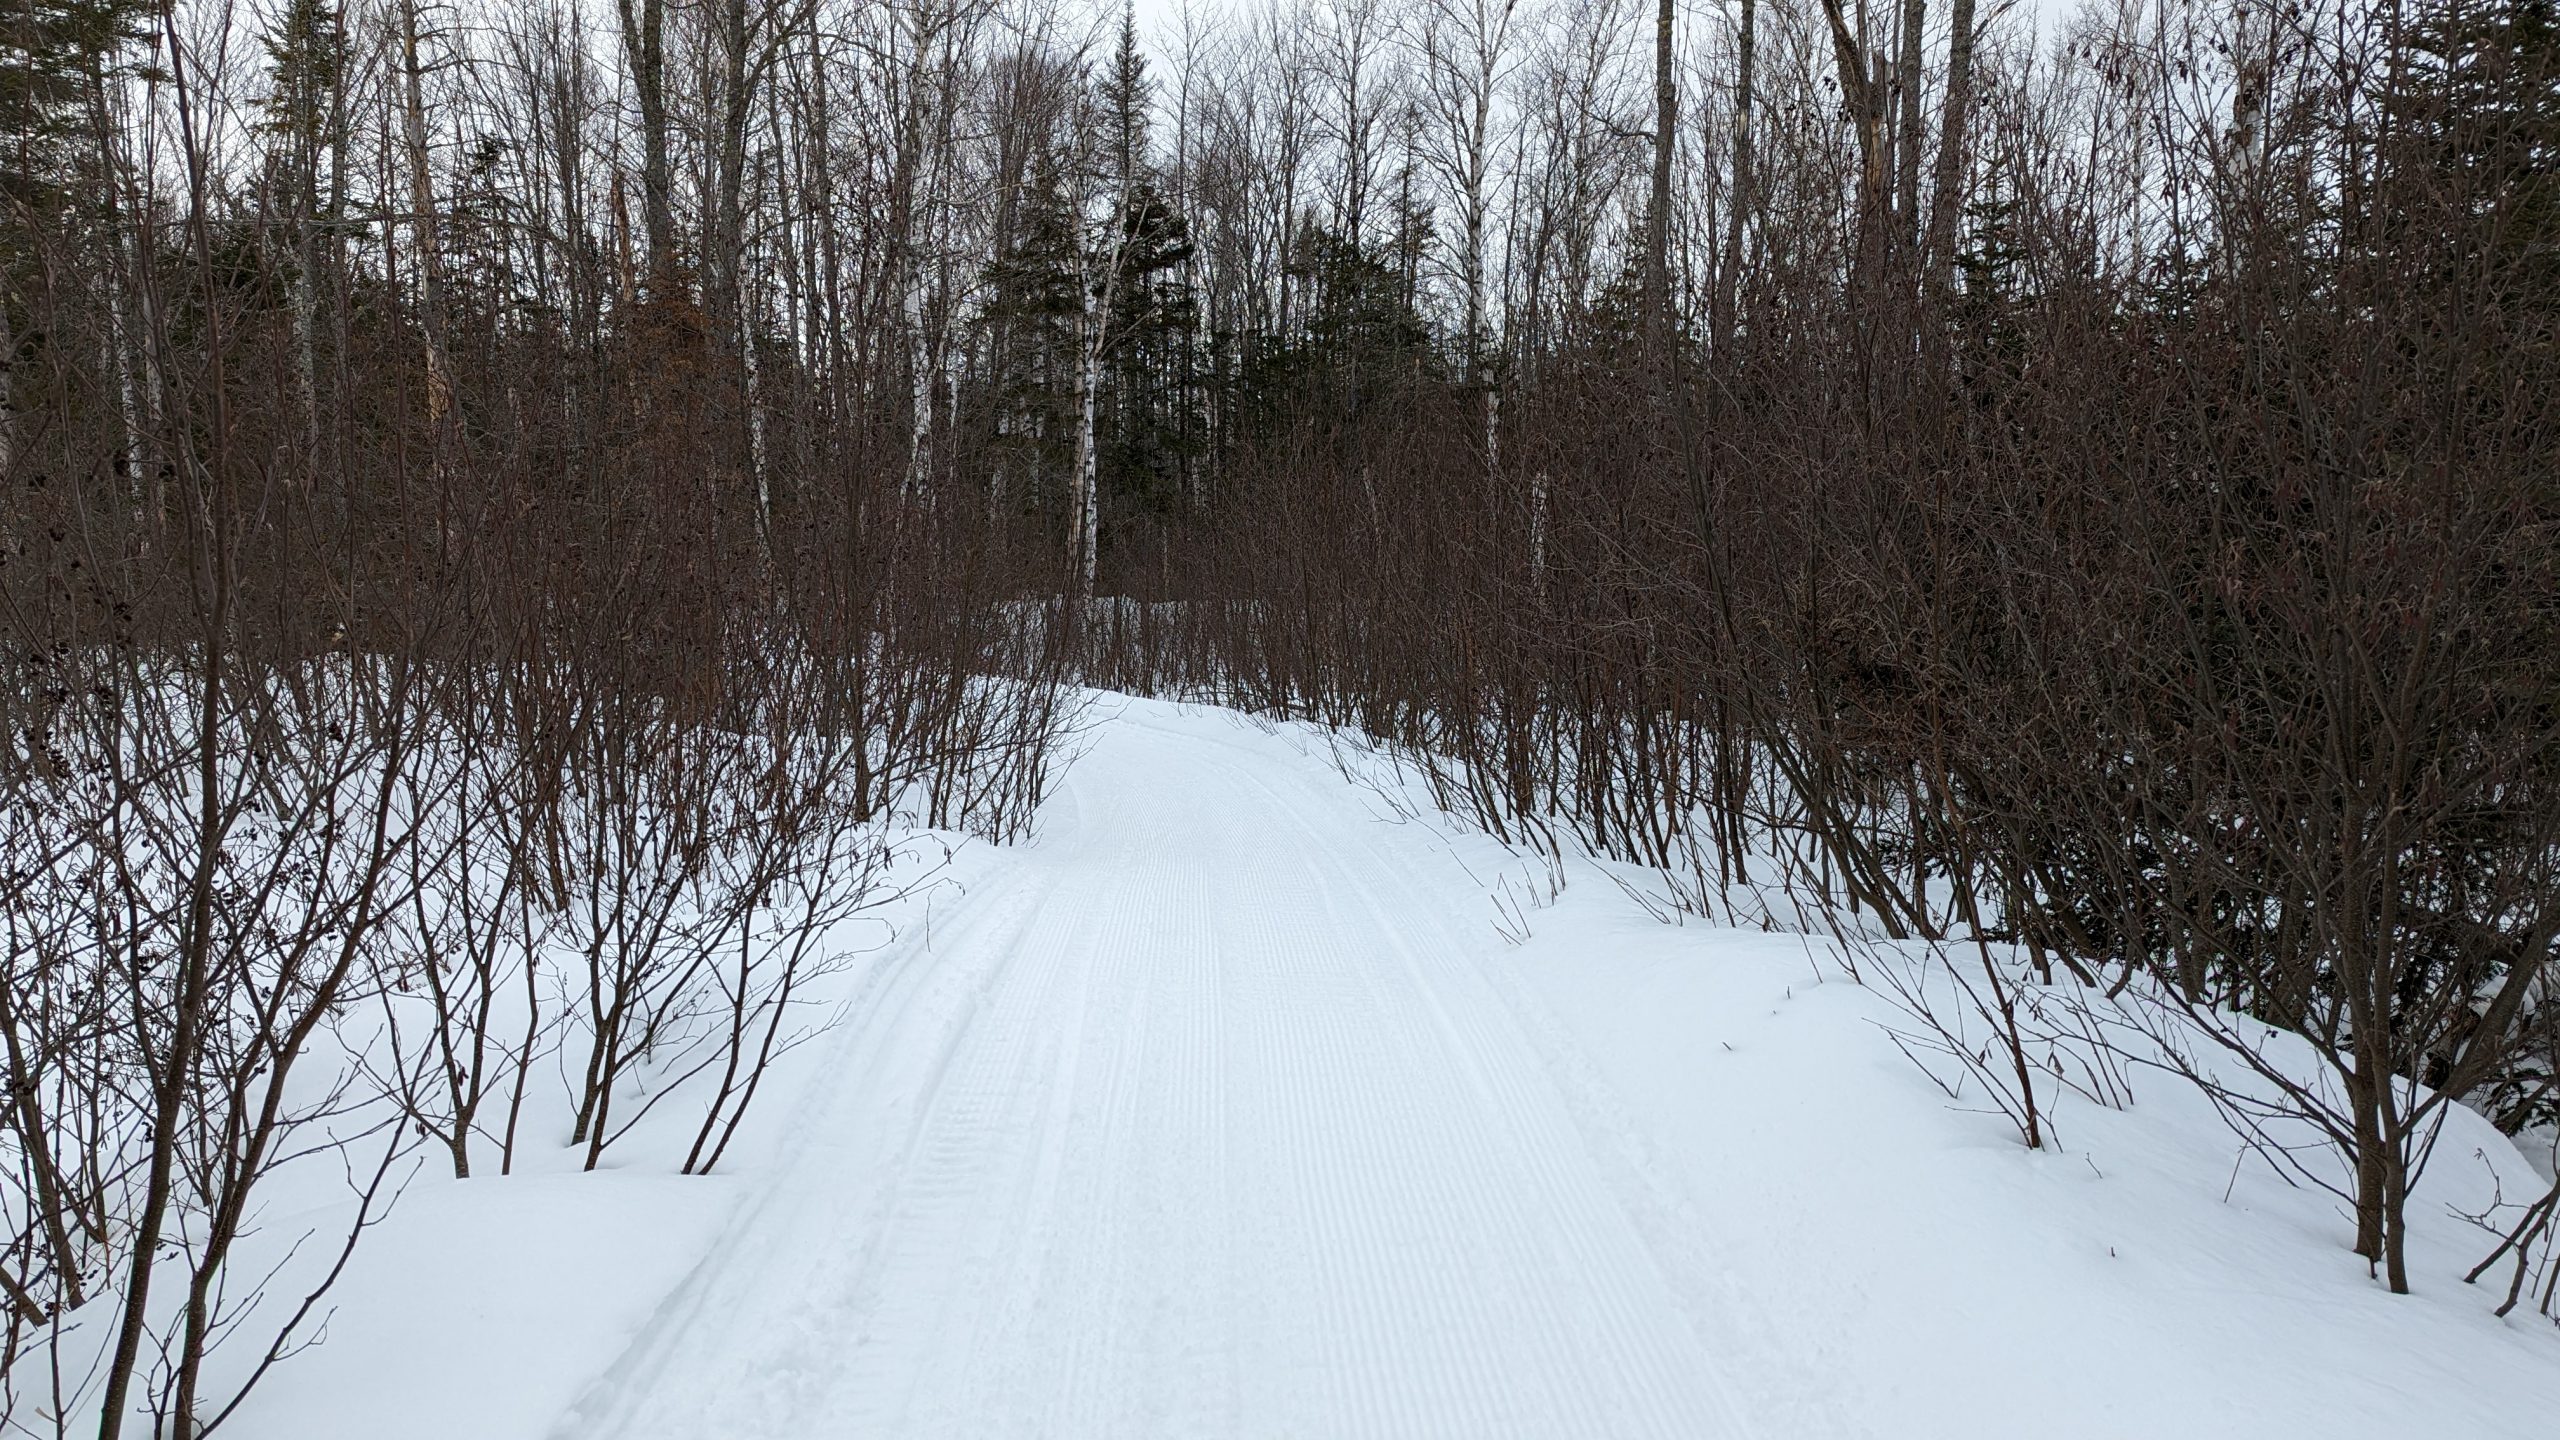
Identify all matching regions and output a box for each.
[555,700,1761,1440]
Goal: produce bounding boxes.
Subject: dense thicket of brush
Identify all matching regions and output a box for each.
[0,16,1068,1433]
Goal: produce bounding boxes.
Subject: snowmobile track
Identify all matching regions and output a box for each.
[557,701,1769,1440]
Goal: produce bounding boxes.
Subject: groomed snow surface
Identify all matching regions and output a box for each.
[203,698,2560,1437]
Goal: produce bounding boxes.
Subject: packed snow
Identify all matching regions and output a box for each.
[102,697,2560,1437]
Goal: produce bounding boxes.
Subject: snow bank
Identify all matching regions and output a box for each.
[1486,847,2560,1436]
[60,696,2554,1439]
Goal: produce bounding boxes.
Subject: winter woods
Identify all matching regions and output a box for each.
[3,0,1073,1429]
[3,0,2558,1429]
[1041,0,2560,1308]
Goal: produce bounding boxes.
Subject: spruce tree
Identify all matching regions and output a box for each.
[2396,0,2559,308]
[1095,10,1198,546]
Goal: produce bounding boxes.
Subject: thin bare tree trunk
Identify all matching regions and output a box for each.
[288,228,320,469]
[1817,0,1888,293]
[90,63,161,518]
[1894,0,1926,260]
[1644,0,1675,372]
[0,299,15,477]
[1923,0,1978,297]
[96,26,237,1428]
[1715,0,1757,357]
[617,0,678,290]
[400,0,457,443]
[1071,279,1108,598]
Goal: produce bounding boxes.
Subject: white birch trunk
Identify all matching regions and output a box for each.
[1070,291,1105,599]
[1067,94,1135,603]
[1418,0,1517,491]
[399,0,456,438]
[289,249,320,471]
[905,278,935,496]
[92,63,158,513]
[1529,468,1549,601]
[741,298,772,548]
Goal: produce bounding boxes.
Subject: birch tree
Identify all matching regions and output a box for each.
[1412,0,1524,475]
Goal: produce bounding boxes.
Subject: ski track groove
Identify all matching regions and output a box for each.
[556,702,1787,1439]
[1215,740,1743,1440]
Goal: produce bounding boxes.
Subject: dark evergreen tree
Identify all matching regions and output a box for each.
[982,149,1085,519]
[2395,0,2559,307]
[1093,10,1197,551]
[0,0,150,214]
[257,0,347,215]
[979,12,1198,578]
[1233,219,1437,451]
[1099,176,1196,529]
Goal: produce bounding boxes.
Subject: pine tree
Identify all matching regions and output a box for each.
[0,0,156,488]
[259,0,346,210]
[1093,10,1198,553]
[2396,0,2559,308]
[1235,221,1435,447]
[1100,177,1196,531]
[0,0,149,213]
[983,151,1086,519]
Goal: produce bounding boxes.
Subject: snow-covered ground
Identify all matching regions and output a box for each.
[204,696,2559,1438]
